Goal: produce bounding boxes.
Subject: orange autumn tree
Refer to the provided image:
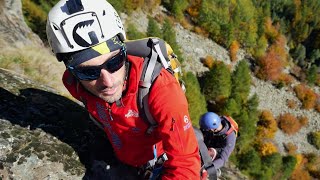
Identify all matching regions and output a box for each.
[278,113,302,135]
[256,17,289,82]
[257,110,278,139]
[256,35,288,81]
[264,17,280,41]
[294,84,317,110]
[201,55,215,69]
[229,40,240,62]
[187,0,202,18]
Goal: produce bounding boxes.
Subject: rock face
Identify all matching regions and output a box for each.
[0,68,126,179]
[250,77,320,155]
[0,0,43,49]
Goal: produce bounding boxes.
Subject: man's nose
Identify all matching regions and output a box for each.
[99,68,114,86]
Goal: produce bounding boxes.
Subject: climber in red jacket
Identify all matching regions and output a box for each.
[46,0,200,179]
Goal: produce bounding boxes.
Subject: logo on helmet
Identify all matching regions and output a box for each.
[114,12,124,31]
[73,19,100,47]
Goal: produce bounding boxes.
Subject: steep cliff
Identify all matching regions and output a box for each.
[0,0,43,49]
[0,68,138,179]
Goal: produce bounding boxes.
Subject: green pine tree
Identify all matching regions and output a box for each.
[183,72,207,127]
[246,94,259,134]
[222,97,240,117]
[162,18,183,61]
[292,43,306,66]
[231,60,251,104]
[202,62,231,112]
[262,153,283,177]
[306,65,318,85]
[238,147,261,174]
[147,17,162,38]
[171,0,189,20]
[126,23,146,40]
[281,155,297,179]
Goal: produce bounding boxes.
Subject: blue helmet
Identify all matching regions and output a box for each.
[200,112,221,130]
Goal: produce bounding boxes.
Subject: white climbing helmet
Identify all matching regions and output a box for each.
[46,0,126,55]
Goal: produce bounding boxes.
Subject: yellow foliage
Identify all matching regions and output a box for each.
[294,84,317,110]
[179,18,192,30]
[125,0,144,13]
[306,155,320,178]
[290,167,311,180]
[278,73,294,86]
[257,141,278,156]
[295,154,304,169]
[257,110,277,139]
[22,0,47,22]
[186,0,202,18]
[194,26,209,38]
[264,17,279,40]
[202,55,215,69]
[291,154,311,180]
[187,6,199,18]
[229,40,240,62]
[292,0,302,27]
[273,35,288,66]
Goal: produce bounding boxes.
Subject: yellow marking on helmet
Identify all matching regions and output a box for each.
[92,42,110,55]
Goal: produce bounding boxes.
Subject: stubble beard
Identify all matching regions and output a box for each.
[99,65,127,103]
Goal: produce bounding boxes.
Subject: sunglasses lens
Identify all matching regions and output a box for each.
[105,49,126,73]
[70,48,126,81]
[75,68,101,80]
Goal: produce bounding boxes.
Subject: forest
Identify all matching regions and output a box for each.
[19,0,320,179]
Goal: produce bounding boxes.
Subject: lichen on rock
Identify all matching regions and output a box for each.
[0,68,116,179]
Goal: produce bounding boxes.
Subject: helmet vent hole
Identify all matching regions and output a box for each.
[53,24,59,30]
[103,10,106,16]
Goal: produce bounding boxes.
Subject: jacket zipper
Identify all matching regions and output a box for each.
[170,118,175,131]
[106,104,113,121]
[170,118,184,150]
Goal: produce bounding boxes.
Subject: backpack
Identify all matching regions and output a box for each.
[125,37,185,134]
[222,116,239,137]
[127,38,217,180]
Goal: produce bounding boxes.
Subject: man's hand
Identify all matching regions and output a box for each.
[201,169,208,180]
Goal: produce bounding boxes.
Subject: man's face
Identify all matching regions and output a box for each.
[77,49,126,103]
[208,123,223,133]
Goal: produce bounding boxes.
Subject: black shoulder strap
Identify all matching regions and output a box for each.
[193,127,217,180]
[193,128,213,168]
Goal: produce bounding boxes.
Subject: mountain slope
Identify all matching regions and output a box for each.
[122,10,320,156]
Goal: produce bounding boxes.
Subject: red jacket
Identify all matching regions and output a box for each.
[63,55,200,179]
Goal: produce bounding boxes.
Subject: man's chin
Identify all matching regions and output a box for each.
[99,93,122,103]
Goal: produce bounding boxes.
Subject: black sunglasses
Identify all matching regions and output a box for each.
[68,48,127,81]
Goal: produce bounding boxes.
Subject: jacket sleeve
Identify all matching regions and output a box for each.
[148,70,201,180]
[212,132,236,169]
